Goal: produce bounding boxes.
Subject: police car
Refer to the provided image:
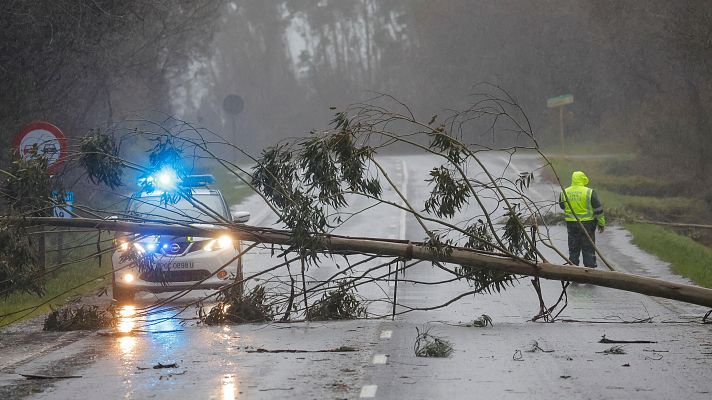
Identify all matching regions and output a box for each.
[111,171,249,302]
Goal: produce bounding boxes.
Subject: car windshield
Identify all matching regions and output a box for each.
[127,193,227,223]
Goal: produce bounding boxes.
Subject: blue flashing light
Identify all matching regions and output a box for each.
[153,167,180,192]
[146,243,157,252]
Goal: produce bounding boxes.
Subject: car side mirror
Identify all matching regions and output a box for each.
[231,211,250,223]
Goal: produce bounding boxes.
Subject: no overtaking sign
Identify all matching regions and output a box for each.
[12,121,67,172]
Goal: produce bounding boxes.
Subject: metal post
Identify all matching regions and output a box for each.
[231,116,238,164]
[235,239,244,296]
[559,106,565,154]
[38,227,46,270]
[391,260,401,320]
[301,256,309,316]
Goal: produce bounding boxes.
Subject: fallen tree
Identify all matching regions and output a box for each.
[2,88,711,326]
[13,216,712,308]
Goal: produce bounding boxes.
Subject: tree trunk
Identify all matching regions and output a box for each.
[16,217,712,309]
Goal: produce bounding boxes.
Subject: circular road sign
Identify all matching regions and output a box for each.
[12,121,67,171]
[222,94,244,116]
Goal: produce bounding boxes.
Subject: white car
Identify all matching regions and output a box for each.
[111,174,249,302]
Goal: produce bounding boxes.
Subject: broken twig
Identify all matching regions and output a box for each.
[599,334,656,344]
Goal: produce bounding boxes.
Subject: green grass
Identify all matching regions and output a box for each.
[210,166,255,207]
[627,223,712,288]
[0,232,113,326]
[540,137,635,156]
[546,155,702,222]
[546,153,712,288]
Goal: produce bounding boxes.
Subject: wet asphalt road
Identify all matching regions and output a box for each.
[1,153,711,399]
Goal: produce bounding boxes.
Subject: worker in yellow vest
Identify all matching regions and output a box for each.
[559,171,605,268]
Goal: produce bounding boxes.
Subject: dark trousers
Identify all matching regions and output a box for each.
[566,220,597,268]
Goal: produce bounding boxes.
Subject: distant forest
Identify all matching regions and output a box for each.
[2,1,711,182]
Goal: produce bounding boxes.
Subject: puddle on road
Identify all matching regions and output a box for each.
[221,374,239,400]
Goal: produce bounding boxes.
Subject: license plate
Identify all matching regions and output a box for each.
[157,261,194,270]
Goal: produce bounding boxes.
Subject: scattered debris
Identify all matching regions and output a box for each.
[306,284,366,321]
[645,353,664,361]
[259,387,294,392]
[199,285,273,325]
[526,340,554,353]
[470,314,493,327]
[512,350,524,361]
[599,345,626,355]
[560,375,571,379]
[20,374,82,380]
[414,327,454,358]
[622,363,631,367]
[153,362,178,369]
[43,305,116,331]
[599,334,656,344]
[247,346,357,354]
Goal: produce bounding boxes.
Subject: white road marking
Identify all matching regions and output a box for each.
[380,330,393,339]
[360,385,378,398]
[372,354,388,364]
[399,160,408,241]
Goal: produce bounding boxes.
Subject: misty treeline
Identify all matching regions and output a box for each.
[2,1,712,192]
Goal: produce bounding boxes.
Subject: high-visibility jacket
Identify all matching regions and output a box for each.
[559,171,605,225]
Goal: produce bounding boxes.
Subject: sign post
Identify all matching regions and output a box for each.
[547,94,574,154]
[223,94,244,163]
[13,122,68,268]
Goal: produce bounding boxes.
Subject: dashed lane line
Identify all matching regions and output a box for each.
[372,354,388,365]
[380,330,393,339]
[359,385,378,398]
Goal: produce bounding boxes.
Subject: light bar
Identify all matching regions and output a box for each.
[181,174,216,187]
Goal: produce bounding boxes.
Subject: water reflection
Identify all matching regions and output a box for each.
[118,305,137,333]
[118,335,137,355]
[116,305,138,358]
[222,374,237,400]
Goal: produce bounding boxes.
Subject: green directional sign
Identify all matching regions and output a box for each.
[547,94,574,108]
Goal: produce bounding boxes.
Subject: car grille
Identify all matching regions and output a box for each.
[139,269,212,283]
[161,241,191,255]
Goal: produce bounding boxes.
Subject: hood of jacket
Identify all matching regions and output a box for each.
[571,171,589,186]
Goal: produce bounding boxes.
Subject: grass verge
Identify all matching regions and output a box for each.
[545,155,703,222]
[0,232,112,326]
[545,154,712,289]
[211,166,255,206]
[626,223,712,288]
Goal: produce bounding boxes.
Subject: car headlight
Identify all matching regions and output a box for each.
[203,235,234,251]
[119,241,129,252]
